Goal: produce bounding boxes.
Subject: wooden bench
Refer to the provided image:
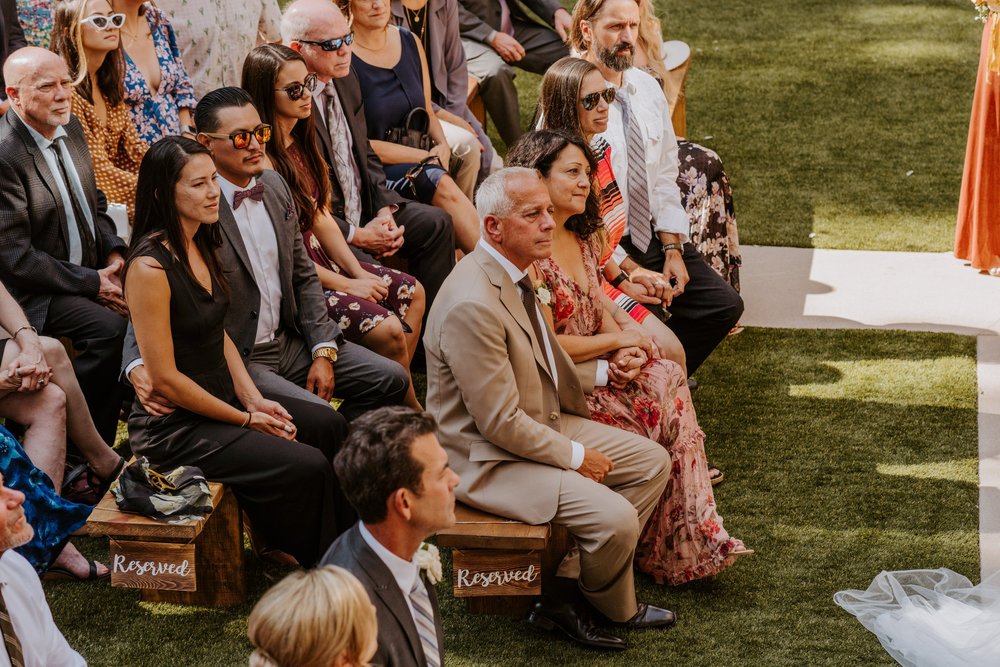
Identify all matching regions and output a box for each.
[467,75,485,127]
[87,481,246,607]
[436,503,570,616]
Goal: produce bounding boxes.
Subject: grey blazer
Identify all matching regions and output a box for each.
[321,523,445,667]
[121,169,341,371]
[456,0,563,44]
[0,111,126,329]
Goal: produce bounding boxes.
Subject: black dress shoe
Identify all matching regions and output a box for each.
[527,599,627,651]
[618,602,676,629]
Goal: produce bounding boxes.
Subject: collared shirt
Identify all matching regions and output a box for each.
[314,77,364,239]
[217,175,282,345]
[596,66,689,265]
[14,110,95,265]
[155,0,282,100]
[358,522,420,619]
[480,239,604,470]
[0,551,85,667]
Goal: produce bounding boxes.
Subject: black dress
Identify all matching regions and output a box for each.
[126,242,343,566]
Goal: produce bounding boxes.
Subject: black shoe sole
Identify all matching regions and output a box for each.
[527,611,628,651]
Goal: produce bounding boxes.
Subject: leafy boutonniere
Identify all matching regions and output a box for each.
[414,542,443,584]
[532,280,551,307]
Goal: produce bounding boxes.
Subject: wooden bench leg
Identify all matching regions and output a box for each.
[141,487,246,607]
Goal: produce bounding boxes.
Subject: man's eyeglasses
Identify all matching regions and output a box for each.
[80,13,126,30]
[200,124,272,149]
[297,32,354,52]
[276,73,318,101]
[580,88,616,111]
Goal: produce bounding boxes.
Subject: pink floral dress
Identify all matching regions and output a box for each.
[534,234,745,584]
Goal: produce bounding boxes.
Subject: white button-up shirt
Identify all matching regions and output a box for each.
[596,67,689,265]
[217,175,282,345]
[0,551,85,667]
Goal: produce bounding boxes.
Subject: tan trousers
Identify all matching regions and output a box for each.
[440,119,481,199]
[552,414,670,622]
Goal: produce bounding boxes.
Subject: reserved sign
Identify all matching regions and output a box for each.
[110,540,197,592]
[451,549,541,598]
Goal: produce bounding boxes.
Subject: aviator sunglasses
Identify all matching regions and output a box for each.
[80,13,126,30]
[297,32,354,52]
[200,124,273,149]
[276,73,318,101]
[580,88,616,111]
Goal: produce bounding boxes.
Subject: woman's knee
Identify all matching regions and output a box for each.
[39,337,72,370]
[369,317,408,360]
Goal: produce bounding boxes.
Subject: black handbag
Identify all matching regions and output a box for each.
[385,107,464,176]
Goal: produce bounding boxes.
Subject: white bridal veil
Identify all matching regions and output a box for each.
[834,568,1000,666]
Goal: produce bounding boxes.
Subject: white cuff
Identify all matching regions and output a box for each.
[124,358,144,385]
[311,342,339,354]
[345,224,356,243]
[570,440,585,470]
[612,243,628,266]
[595,360,609,387]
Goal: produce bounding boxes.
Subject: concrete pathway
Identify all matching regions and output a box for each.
[738,246,1000,578]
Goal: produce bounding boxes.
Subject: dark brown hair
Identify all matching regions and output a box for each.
[570,0,613,53]
[51,0,126,106]
[540,56,601,141]
[506,130,604,240]
[241,44,331,232]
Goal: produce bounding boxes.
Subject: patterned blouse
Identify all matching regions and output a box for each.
[14,0,50,48]
[123,5,196,144]
[70,91,148,219]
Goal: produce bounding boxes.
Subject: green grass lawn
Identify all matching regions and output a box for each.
[49,328,979,666]
[498,0,981,251]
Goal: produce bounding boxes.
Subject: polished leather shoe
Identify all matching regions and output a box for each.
[527,599,627,651]
[618,602,676,629]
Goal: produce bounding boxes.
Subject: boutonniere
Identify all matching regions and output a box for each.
[414,542,442,584]
[532,280,551,307]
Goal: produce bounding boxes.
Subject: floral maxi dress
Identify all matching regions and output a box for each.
[534,235,745,584]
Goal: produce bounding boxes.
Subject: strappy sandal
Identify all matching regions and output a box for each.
[708,464,724,486]
[44,559,110,582]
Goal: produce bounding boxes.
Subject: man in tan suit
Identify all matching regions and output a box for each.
[425,168,673,651]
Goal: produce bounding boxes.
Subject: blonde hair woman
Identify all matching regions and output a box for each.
[248,566,378,667]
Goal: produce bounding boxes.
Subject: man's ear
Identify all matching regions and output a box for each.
[196,132,212,152]
[482,213,502,242]
[288,40,303,54]
[578,19,593,50]
[388,487,412,522]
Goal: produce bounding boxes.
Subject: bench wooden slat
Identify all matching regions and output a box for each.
[87,482,225,541]
[436,503,550,550]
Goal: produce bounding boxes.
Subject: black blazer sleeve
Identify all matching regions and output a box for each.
[457,0,495,43]
[521,0,562,25]
[2,0,26,51]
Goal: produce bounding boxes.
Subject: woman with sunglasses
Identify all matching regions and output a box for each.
[336,0,480,254]
[112,0,197,144]
[124,137,343,568]
[540,57,688,370]
[507,129,750,586]
[51,0,148,221]
[241,44,425,411]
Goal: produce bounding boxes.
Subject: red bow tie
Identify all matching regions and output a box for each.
[233,183,265,209]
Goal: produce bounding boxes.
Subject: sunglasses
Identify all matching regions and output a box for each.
[201,124,272,149]
[580,88,616,111]
[276,73,318,101]
[80,13,126,30]
[297,32,354,52]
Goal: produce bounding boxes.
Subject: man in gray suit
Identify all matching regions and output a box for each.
[322,406,457,667]
[457,0,571,145]
[124,87,408,428]
[0,48,127,443]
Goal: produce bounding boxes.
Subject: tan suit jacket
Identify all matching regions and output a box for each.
[425,245,598,524]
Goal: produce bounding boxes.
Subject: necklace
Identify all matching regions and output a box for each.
[120,19,150,48]
[354,27,389,51]
[404,3,429,49]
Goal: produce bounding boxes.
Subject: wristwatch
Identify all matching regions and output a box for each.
[609,271,628,288]
[312,347,338,365]
[662,242,683,253]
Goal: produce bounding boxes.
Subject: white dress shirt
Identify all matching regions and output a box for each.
[216,175,282,345]
[596,67,689,265]
[0,551,86,667]
[480,240,612,470]
[358,522,421,619]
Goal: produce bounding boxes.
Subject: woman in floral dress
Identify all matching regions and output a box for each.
[242,44,425,411]
[508,130,750,584]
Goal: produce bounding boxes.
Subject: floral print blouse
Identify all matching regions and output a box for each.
[70,91,148,220]
[15,0,50,48]
[123,5,196,144]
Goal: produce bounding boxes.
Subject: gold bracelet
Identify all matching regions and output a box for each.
[12,325,36,339]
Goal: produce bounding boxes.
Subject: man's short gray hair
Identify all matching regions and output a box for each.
[280,1,314,43]
[475,167,539,225]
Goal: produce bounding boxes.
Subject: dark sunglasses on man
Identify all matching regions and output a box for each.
[580,88,616,111]
[297,32,354,52]
[200,124,272,150]
[276,73,318,101]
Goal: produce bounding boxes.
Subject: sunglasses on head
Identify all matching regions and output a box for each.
[201,124,272,149]
[276,73,318,101]
[580,88,616,111]
[297,32,354,52]
[80,13,126,30]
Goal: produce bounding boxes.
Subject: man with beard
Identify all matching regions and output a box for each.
[0,474,86,665]
[571,0,743,377]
